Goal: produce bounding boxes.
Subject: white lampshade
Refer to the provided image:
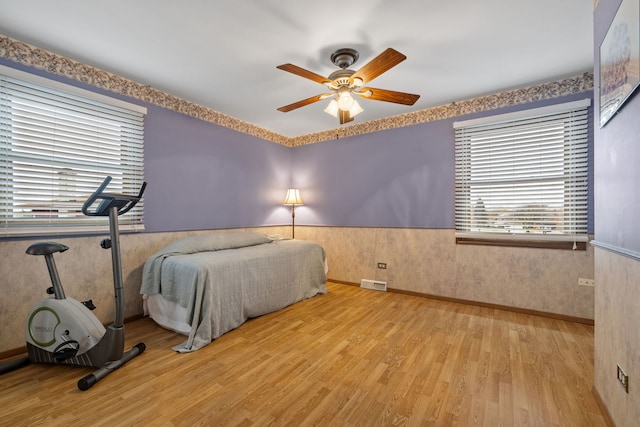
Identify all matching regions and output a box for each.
[324,100,339,117]
[324,98,364,118]
[337,91,354,111]
[283,188,303,206]
[349,100,364,117]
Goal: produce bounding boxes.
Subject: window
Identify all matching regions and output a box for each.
[454,99,590,249]
[0,65,146,237]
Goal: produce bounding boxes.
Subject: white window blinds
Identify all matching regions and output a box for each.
[0,66,146,237]
[454,99,590,243]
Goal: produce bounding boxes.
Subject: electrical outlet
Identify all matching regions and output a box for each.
[578,278,595,287]
[377,262,387,269]
[617,365,629,393]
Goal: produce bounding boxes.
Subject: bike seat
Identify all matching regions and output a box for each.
[26,242,69,256]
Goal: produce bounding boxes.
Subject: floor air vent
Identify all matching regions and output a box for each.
[360,279,387,292]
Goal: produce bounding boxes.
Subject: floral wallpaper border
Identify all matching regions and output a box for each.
[293,72,593,146]
[1,35,593,147]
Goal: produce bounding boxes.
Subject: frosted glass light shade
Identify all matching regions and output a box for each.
[349,100,363,117]
[337,91,354,111]
[324,100,339,117]
[324,98,363,118]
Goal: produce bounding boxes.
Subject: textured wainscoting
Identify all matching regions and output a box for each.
[1,225,594,354]
[296,226,595,321]
[593,247,640,426]
[0,226,290,354]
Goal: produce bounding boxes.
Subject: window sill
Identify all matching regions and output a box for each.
[0,224,145,239]
[455,237,587,250]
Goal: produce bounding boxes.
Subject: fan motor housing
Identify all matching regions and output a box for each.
[328,69,355,84]
[330,48,359,69]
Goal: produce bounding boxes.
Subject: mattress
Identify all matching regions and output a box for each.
[140,232,327,351]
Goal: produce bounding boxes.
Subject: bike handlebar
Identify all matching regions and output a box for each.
[82,176,147,217]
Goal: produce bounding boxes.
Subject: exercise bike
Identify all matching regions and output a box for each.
[0,176,146,391]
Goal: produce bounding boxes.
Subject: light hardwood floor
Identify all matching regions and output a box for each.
[0,282,606,426]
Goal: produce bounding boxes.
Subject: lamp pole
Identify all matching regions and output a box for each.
[283,188,303,240]
[291,204,296,239]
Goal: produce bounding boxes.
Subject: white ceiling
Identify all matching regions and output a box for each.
[0,0,594,138]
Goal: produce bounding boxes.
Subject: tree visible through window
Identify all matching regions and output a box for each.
[454,99,590,248]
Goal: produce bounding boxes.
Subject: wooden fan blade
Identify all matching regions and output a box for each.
[350,48,406,85]
[277,64,331,85]
[339,109,354,124]
[359,87,420,105]
[277,94,329,112]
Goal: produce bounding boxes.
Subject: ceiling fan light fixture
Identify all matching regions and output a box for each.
[277,47,419,125]
[337,91,354,111]
[349,100,364,117]
[324,98,363,119]
[324,99,339,117]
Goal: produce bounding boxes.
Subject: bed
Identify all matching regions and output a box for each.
[140,232,327,352]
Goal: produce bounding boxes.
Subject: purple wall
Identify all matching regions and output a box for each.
[293,92,594,231]
[594,0,640,252]
[0,57,594,235]
[291,124,455,228]
[0,58,294,234]
[143,106,293,231]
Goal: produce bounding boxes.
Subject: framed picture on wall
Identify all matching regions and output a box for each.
[600,0,640,127]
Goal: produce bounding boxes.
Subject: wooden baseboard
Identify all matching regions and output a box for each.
[0,314,145,363]
[327,279,360,287]
[0,347,26,363]
[592,385,616,427]
[327,279,595,325]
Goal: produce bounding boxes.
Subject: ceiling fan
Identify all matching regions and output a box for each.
[277,47,420,125]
